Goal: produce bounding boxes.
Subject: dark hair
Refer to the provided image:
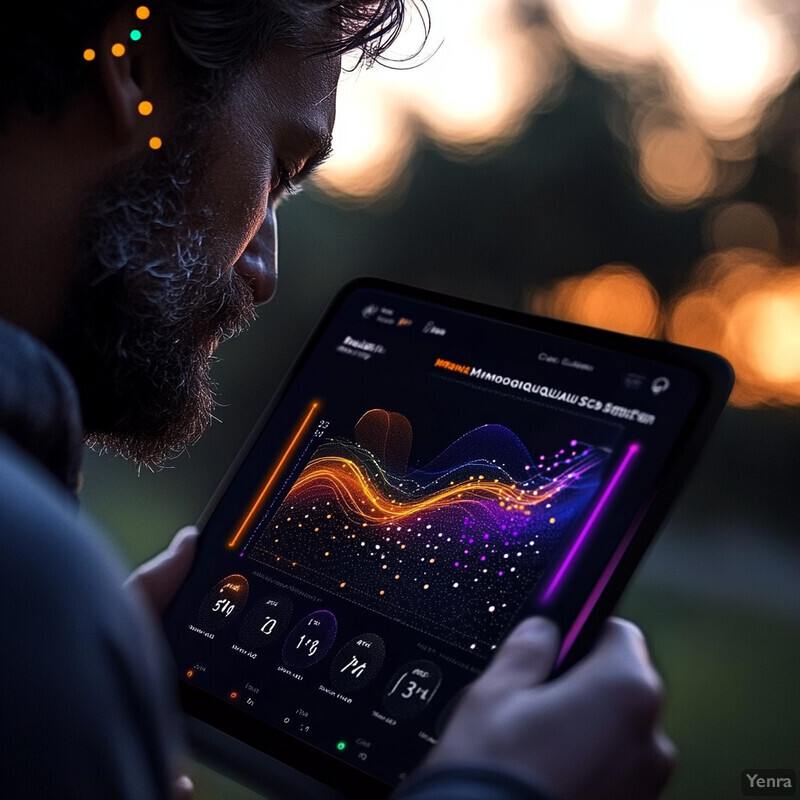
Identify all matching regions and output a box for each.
[0,0,422,118]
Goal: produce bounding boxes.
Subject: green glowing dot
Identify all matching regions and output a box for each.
[336,741,347,751]
[130,29,142,41]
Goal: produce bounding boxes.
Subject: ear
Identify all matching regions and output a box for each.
[92,6,173,145]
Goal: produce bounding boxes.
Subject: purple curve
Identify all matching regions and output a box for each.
[542,442,640,602]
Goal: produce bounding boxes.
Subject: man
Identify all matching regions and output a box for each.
[0,2,675,798]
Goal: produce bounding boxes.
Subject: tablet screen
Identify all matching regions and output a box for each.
[162,280,727,795]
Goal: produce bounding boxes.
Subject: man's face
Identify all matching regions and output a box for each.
[55,46,338,466]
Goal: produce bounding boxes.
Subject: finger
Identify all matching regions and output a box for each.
[481,617,561,688]
[126,526,199,614]
[172,774,195,800]
[571,618,655,681]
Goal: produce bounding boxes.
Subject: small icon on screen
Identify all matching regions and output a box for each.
[651,376,670,395]
[422,321,447,336]
[624,373,645,390]
[397,317,413,327]
[361,304,379,319]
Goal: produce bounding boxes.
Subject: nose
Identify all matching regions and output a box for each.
[233,205,278,305]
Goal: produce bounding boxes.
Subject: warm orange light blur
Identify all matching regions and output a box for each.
[309,1,798,202]
[531,263,662,338]
[313,82,414,201]
[548,0,798,140]
[666,248,800,406]
[708,202,780,254]
[532,252,800,407]
[653,0,796,139]
[316,0,564,201]
[638,122,716,206]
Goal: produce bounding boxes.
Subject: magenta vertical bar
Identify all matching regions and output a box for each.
[542,442,640,603]
[554,518,640,668]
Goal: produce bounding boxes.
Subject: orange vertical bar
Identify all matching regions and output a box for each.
[227,400,321,549]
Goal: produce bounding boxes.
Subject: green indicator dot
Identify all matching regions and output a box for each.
[130,29,142,41]
[336,741,347,751]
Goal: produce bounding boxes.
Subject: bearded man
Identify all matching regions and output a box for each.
[0,2,675,798]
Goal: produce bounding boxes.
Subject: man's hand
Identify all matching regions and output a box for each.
[423,616,676,800]
[125,525,199,616]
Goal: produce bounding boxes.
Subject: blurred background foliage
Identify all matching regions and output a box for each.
[80,1,800,797]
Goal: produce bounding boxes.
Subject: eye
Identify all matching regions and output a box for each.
[273,164,301,201]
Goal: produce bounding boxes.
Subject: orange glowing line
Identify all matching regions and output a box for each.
[227,401,320,549]
[284,456,558,524]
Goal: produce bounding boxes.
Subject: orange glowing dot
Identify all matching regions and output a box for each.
[148,136,162,150]
[138,100,153,116]
[340,582,346,588]
[379,590,385,595]
[136,5,151,19]
[186,669,194,678]
[230,691,238,700]
[549,517,556,524]
[111,42,126,57]
[394,574,400,579]
[83,48,96,61]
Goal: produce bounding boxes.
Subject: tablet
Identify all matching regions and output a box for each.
[162,277,733,799]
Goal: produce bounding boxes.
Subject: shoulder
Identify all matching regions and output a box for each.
[0,431,123,587]
[0,433,182,800]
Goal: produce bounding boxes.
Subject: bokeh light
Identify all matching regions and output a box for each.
[547,0,798,139]
[314,1,800,204]
[667,248,800,406]
[316,0,564,201]
[637,120,716,205]
[652,0,796,139]
[706,201,780,254]
[530,263,662,337]
[530,249,800,407]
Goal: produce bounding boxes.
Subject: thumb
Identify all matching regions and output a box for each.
[126,525,199,615]
[481,617,561,688]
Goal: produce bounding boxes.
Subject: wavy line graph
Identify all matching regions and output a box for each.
[249,410,611,651]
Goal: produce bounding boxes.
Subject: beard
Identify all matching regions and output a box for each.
[53,113,255,467]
